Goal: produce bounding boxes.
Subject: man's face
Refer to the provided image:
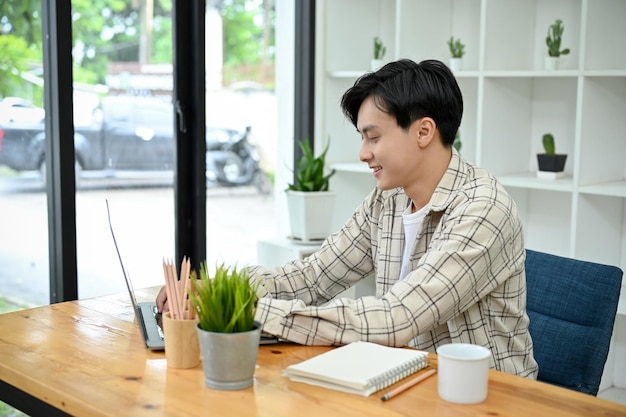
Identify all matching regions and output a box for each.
[356,96,422,191]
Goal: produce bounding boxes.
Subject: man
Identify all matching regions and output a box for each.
[158,59,538,378]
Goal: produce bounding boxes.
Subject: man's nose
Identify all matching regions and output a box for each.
[359,142,371,162]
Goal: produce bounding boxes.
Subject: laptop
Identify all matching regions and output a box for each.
[106,200,165,350]
[106,200,279,348]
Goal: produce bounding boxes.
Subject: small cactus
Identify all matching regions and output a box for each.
[373,36,386,60]
[546,19,570,57]
[542,133,555,155]
[447,36,465,58]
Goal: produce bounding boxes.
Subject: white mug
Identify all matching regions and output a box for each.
[436,343,491,404]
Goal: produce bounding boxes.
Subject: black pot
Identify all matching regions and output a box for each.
[537,154,567,172]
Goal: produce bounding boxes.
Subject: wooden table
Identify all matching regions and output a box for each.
[1,287,625,417]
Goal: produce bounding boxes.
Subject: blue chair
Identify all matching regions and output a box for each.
[524,249,623,395]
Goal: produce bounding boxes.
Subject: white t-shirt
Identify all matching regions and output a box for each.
[399,203,429,280]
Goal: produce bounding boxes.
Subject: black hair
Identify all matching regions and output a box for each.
[340,59,463,146]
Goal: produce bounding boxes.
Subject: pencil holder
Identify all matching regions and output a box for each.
[163,312,200,369]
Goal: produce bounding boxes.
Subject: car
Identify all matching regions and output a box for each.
[0,97,45,125]
[0,95,266,191]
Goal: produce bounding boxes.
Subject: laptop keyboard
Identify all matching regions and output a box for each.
[152,305,165,340]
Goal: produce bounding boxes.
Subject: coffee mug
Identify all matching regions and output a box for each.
[436,343,491,404]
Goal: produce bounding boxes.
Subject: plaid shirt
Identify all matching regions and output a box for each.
[251,151,539,378]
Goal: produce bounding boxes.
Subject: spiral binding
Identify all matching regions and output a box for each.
[368,354,429,392]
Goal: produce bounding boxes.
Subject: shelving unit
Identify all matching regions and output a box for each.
[315,0,626,397]
[316,0,626,271]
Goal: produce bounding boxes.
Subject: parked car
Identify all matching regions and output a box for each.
[0,96,267,190]
[0,97,45,125]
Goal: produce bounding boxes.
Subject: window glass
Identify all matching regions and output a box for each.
[0,0,277,305]
[205,0,276,267]
[73,1,176,298]
[0,2,49,313]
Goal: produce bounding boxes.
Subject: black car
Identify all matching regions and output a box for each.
[0,96,254,186]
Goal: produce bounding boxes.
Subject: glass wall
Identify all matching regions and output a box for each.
[0,0,277,308]
[0,1,50,311]
[73,1,177,298]
[204,0,277,268]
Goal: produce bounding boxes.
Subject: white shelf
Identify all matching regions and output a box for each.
[498,173,575,192]
[579,180,626,198]
[331,162,370,174]
[328,70,367,79]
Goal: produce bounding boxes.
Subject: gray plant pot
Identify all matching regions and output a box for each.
[196,321,262,390]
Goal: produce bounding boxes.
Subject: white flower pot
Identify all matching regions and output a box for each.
[371,59,383,71]
[286,190,336,242]
[449,57,462,72]
[545,56,559,71]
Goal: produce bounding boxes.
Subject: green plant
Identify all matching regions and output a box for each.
[189,262,258,333]
[447,36,465,58]
[546,19,570,57]
[373,36,386,60]
[287,139,336,192]
[542,133,555,154]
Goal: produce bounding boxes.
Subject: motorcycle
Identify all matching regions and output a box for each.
[206,125,271,194]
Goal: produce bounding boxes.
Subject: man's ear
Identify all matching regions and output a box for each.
[415,117,437,148]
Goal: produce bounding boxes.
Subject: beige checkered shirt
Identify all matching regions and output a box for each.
[251,151,539,378]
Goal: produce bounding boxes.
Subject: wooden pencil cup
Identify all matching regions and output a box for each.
[163,312,200,369]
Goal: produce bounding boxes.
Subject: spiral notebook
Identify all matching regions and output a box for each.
[284,341,429,396]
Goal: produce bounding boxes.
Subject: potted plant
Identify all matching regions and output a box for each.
[545,19,570,70]
[447,36,465,72]
[189,262,262,390]
[537,133,567,179]
[371,36,387,70]
[286,139,336,242]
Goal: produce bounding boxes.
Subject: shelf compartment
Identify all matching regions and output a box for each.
[480,77,578,177]
[322,0,396,73]
[574,194,625,269]
[506,187,573,257]
[483,0,581,71]
[584,0,626,70]
[579,77,626,186]
[397,0,481,70]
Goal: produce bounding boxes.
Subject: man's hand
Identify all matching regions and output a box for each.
[156,285,169,313]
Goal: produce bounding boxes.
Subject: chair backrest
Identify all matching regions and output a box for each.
[524,249,623,395]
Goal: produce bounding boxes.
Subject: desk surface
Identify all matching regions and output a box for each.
[1,287,625,417]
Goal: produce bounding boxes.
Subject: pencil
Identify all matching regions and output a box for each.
[381,368,437,401]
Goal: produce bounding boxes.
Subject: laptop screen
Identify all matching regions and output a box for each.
[106,199,139,312]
